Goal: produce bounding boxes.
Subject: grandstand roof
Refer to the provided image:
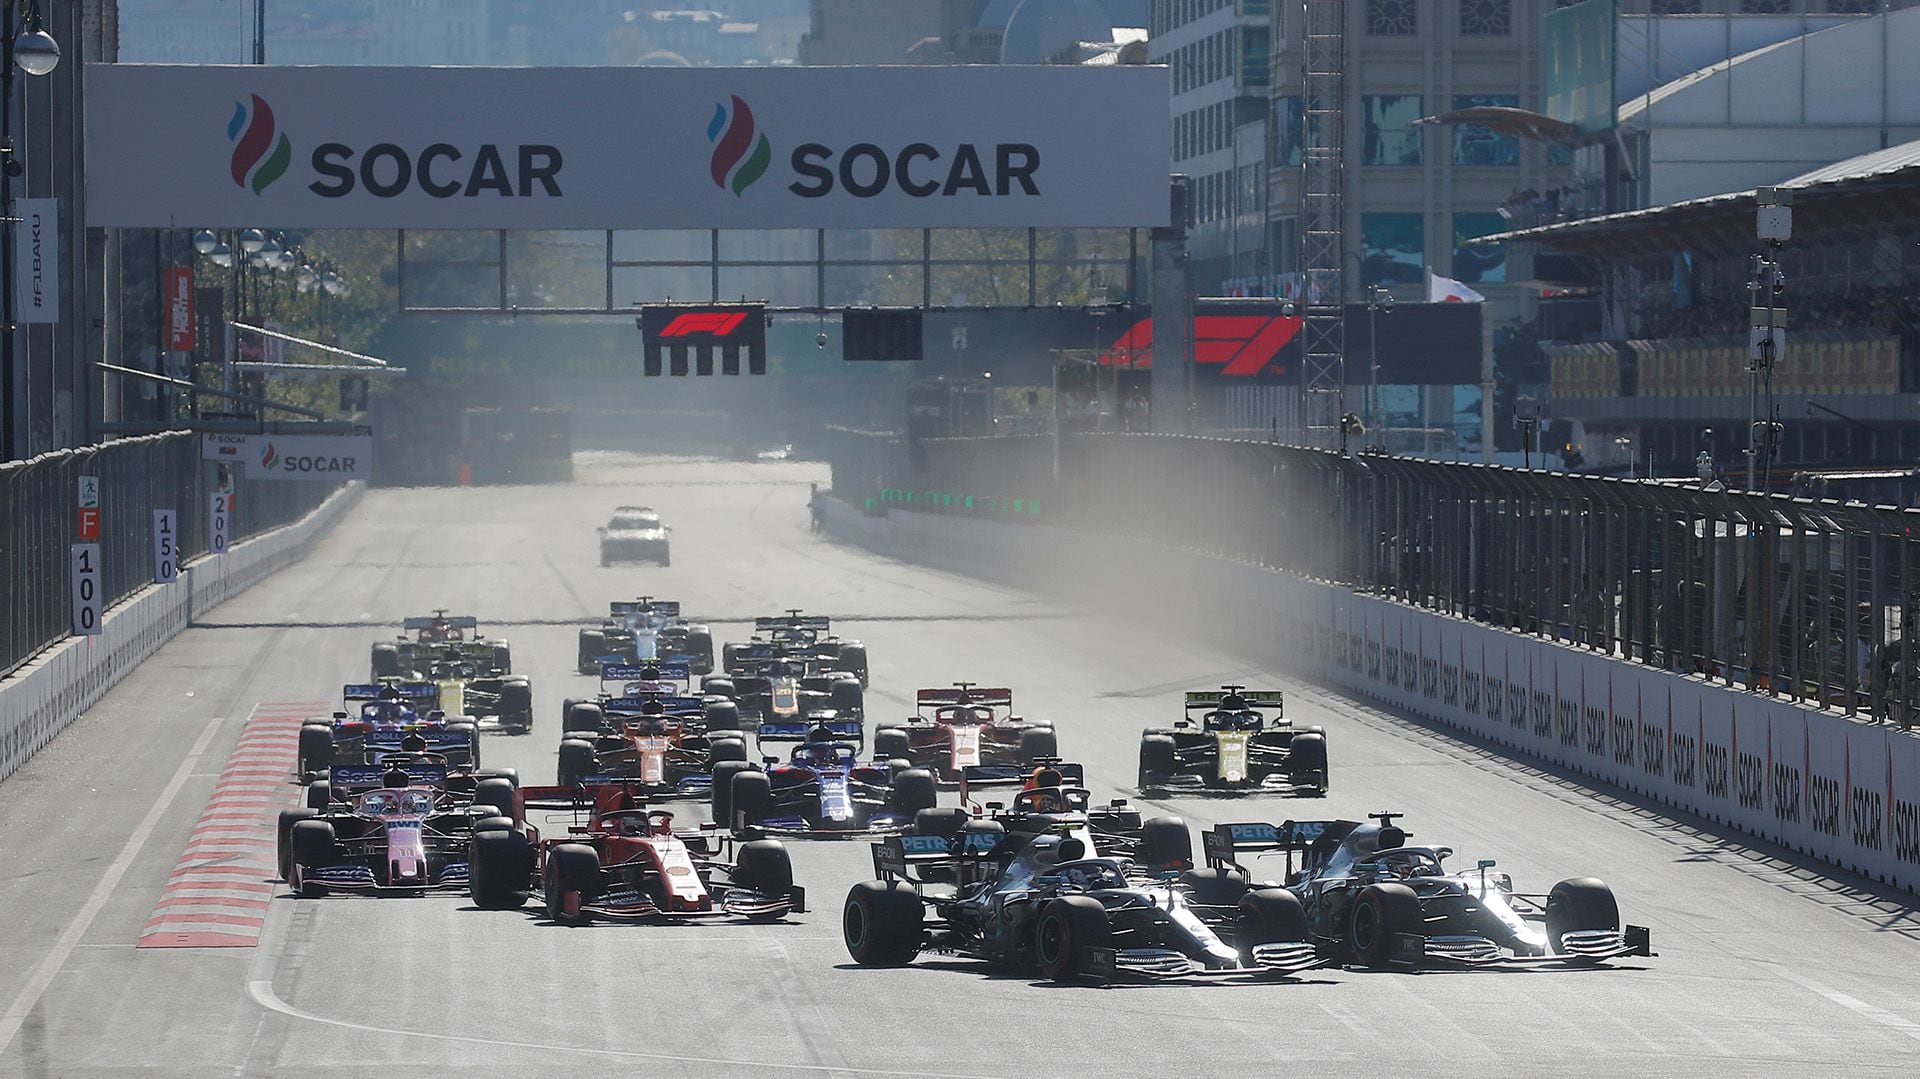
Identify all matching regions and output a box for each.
[1480,137,1920,259]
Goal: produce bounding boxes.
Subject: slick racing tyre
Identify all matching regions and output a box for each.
[707,737,749,766]
[1036,895,1110,983]
[730,770,776,829]
[1180,866,1250,907]
[448,721,480,768]
[304,780,333,812]
[370,643,402,679]
[702,675,736,699]
[544,843,602,926]
[469,827,533,910]
[500,680,534,732]
[912,807,968,839]
[1545,878,1620,956]
[557,740,596,788]
[472,777,517,820]
[1018,726,1058,764]
[687,629,714,674]
[298,724,335,774]
[830,677,864,718]
[1137,734,1176,790]
[564,704,604,736]
[491,643,513,675]
[704,699,742,733]
[577,631,605,673]
[711,761,756,827]
[277,808,317,882]
[873,727,911,761]
[835,644,869,687]
[1350,883,1422,968]
[1237,887,1311,959]
[889,769,938,816]
[1288,732,1328,795]
[732,840,794,918]
[1137,816,1193,871]
[843,881,922,966]
[289,820,337,899]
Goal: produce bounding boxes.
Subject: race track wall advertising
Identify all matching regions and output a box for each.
[85,65,1170,230]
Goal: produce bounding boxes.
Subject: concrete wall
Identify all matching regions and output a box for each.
[826,499,1920,894]
[0,482,362,781]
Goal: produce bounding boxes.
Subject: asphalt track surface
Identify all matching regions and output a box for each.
[3,453,1919,1078]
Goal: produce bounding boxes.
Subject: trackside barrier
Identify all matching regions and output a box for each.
[0,483,363,783]
[822,498,1920,894]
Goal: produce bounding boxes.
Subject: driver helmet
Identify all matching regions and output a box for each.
[641,699,665,717]
[806,724,836,744]
[377,684,404,701]
[383,763,413,788]
[401,733,428,753]
[1026,766,1063,790]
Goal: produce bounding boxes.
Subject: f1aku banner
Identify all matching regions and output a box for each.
[84,64,1170,230]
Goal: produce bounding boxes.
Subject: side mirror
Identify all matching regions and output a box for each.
[332,711,349,720]
[1476,858,1496,870]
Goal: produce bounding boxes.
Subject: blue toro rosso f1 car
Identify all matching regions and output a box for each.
[299,683,479,776]
[713,729,939,839]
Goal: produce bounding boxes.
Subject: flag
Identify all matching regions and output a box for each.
[1427,270,1485,304]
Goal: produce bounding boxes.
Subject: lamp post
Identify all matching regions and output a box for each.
[1363,285,1393,444]
[0,0,58,459]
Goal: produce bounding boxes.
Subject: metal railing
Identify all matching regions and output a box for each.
[1,433,335,678]
[830,430,1920,727]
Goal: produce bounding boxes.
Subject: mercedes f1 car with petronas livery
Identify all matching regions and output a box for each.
[1196,813,1655,969]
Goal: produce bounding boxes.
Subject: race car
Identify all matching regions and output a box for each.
[713,730,939,839]
[371,612,513,679]
[298,684,479,775]
[1195,813,1655,969]
[421,658,535,735]
[841,823,1325,983]
[873,685,1056,784]
[555,694,749,798]
[707,649,864,741]
[1137,687,1327,797]
[278,753,520,883]
[723,611,868,686]
[465,782,803,924]
[280,778,503,898]
[576,598,713,674]
[598,506,671,567]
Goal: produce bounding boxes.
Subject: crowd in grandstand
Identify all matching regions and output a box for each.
[1636,284,1920,341]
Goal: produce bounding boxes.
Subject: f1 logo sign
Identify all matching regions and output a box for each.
[1099,312,1302,378]
[658,311,748,338]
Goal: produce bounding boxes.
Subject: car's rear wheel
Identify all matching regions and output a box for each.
[704,699,742,732]
[889,768,937,815]
[730,770,775,829]
[472,777,517,820]
[843,881,922,966]
[1137,816,1192,871]
[1289,732,1328,794]
[1036,895,1109,982]
[578,631,605,672]
[469,828,532,910]
[563,704,603,735]
[500,680,533,731]
[711,761,755,826]
[1180,866,1249,907]
[1018,726,1058,764]
[297,724,334,774]
[1350,883,1422,968]
[304,780,333,812]
[873,726,911,761]
[370,643,401,678]
[557,739,596,788]
[708,737,748,766]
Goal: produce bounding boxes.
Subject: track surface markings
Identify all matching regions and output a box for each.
[136,701,321,949]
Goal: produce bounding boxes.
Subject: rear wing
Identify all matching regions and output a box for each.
[917,687,1014,708]
[328,761,449,790]
[342,681,438,703]
[603,695,706,715]
[759,717,862,742]
[404,615,477,630]
[612,600,681,619]
[1201,820,1332,870]
[870,830,1004,880]
[756,614,830,632]
[1186,690,1285,711]
[729,643,789,665]
[959,760,1086,789]
[600,662,689,682]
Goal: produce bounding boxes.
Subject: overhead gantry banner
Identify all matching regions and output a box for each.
[85,64,1170,230]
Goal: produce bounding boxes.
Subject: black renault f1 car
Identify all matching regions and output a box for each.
[1137,687,1327,797]
[1196,813,1655,969]
[840,819,1327,983]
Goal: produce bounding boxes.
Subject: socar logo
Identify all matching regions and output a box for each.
[229,94,292,194]
[260,441,278,470]
[708,95,770,196]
